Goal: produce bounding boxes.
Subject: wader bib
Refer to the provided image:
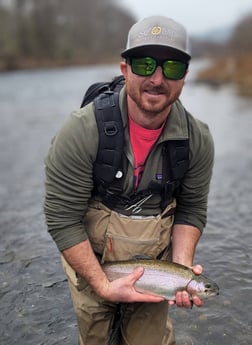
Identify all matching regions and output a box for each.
[61,199,176,345]
[84,199,176,263]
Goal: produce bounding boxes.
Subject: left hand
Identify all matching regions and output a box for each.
[168,264,204,308]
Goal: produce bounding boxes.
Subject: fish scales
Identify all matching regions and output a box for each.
[102,259,219,300]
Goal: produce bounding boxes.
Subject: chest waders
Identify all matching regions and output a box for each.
[80,77,189,345]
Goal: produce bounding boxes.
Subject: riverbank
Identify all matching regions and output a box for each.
[0,56,120,72]
[196,54,252,98]
[1,54,252,99]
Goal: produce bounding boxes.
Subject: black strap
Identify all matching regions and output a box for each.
[162,139,189,182]
[81,75,125,108]
[92,90,189,210]
[160,108,189,208]
[93,91,124,192]
[160,138,189,209]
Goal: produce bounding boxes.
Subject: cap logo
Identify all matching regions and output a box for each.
[151,26,162,35]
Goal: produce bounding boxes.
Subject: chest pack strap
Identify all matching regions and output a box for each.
[92,91,189,211]
[93,91,124,192]
[163,138,189,182]
[81,75,125,108]
[160,137,189,209]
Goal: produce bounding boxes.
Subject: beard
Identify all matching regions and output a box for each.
[127,82,183,117]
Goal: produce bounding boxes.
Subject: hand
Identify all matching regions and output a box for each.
[168,264,204,308]
[100,266,165,303]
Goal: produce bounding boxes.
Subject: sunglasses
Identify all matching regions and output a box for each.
[127,56,188,80]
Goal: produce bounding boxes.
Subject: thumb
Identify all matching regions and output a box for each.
[128,266,145,284]
[191,264,203,275]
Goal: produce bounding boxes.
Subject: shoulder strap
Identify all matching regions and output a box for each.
[163,108,190,182]
[81,75,125,108]
[160,109,189,208]
[162,139,189,182]
[92,92,190,211]
[93,91,124,192]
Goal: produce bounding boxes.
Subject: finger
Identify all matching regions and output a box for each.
[182,291,192,308]
[133,291,165,303]
[176,291,192,309]
[175,291,183,307]
[128,266,145,284]
[190,264,203,275]
[168,300,176,306]
[127,267,165,302]
[192,295,203,307]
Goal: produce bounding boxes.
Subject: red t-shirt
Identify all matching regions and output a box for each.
[129,116,164,188]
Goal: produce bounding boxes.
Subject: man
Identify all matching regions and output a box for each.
[44,15,214,345]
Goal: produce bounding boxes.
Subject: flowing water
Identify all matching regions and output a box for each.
[0,61,251,345]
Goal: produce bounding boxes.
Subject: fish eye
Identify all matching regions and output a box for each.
[205,284,212,289]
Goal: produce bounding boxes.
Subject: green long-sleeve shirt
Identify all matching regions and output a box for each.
[44,87,214,251]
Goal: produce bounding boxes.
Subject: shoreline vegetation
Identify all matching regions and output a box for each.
[1,54,251,99]
[196,54,252,98]
[1,1,251,97]
[0,56,122,72]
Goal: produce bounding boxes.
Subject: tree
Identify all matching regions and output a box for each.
[229,13,252,54]
[0,0,136,69]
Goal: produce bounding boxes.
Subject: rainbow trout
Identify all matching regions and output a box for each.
[103,259,219,300]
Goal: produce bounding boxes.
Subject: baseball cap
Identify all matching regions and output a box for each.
[121,16,191,61]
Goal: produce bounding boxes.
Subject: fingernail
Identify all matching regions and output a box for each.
[136,266,144,274]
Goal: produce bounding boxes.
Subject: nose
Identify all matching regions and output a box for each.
[149,66,164,84]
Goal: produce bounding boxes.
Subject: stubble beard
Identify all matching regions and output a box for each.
[128,85,182,118]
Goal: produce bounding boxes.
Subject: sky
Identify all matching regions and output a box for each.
[119,0,252,35]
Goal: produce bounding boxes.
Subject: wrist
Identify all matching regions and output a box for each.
[172,255,193,267]
[94,277,111,299]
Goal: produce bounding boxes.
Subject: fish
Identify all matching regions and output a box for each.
[102,259,219,300]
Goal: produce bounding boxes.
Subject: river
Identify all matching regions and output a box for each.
[0,61,251,345]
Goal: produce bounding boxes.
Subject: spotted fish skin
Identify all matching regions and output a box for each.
[103,259,219,300]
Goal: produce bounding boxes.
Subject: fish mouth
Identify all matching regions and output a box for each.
[204,282,219,296]
[204,289,219,297]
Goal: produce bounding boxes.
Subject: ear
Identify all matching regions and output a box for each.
[184,69,189,79]
[120,60,128,78]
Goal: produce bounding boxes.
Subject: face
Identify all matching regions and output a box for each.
[120,55,188,118]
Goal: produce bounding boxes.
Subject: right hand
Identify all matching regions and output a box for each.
[99,266,165,303]
[168,264,204,308]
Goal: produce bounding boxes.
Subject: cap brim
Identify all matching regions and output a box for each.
[121,45,191,62]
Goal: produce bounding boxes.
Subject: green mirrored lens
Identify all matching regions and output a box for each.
[131,57,156,76]
[163,60,187,80]
[129,57,187,80]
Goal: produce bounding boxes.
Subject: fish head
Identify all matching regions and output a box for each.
[187,275,219,298]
